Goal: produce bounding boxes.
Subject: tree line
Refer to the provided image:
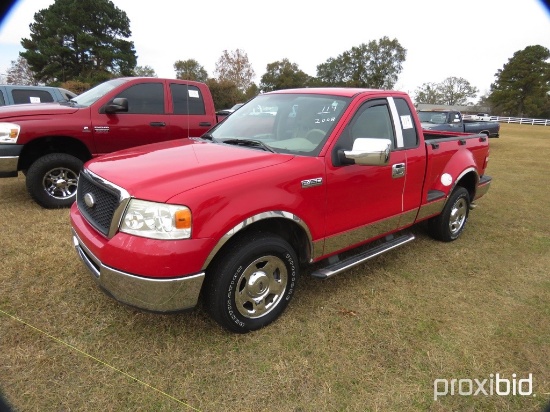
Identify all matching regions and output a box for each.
[2,0,549,118]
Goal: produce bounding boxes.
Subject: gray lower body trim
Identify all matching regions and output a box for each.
[72,230,204,312]
[323,215,402,257]
[474,175,492,200]
[416,198,446,221]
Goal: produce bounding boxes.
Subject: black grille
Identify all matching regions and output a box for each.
[77,172,121,237]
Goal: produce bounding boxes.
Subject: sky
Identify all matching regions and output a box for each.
[0,0,549,99]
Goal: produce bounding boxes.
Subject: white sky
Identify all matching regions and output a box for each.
[1,0,549,98]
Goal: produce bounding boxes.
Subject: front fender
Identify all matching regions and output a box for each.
[200,210,315,270]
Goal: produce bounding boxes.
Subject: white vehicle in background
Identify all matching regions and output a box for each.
[472,113,492,121]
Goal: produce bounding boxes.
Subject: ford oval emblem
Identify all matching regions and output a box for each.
[84,193,95,208]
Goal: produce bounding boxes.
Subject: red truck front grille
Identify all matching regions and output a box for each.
[76,171,122,237]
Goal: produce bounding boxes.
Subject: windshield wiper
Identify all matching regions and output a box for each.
[222,138,276,153]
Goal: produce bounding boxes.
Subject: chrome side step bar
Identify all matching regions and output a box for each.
[311,233,415,279]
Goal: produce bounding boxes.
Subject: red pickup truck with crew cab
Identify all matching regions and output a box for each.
[70,87,492,333]
[0,77,220,208]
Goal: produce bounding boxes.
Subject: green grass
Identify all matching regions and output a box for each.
[1,123,549,411]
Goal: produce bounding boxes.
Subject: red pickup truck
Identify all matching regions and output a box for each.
[0,77,220,208]
[70,88,491,333]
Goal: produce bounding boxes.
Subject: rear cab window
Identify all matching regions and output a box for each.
[11,89,55,104]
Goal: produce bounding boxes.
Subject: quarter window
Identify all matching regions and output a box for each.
[393,98,419,148]
[171,84,206,115]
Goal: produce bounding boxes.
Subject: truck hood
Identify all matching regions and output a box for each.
[0,102,79,119]
[86,139,294,202]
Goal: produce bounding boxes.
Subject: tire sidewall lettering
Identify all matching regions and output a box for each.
[226,247,297,329]
[226,266,245,328]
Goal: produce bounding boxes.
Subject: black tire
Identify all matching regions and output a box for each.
[26,153,83,209]
[204,233,299,333]
[428,186,470,242]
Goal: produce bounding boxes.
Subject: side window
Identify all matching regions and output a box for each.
[451,112,460,122]
[393,98,419,149]
[59,88,76,101]
[334,101,395,156]
[0,91,5,106]
[12,89,55,104]
[348,102,395,148]
[115,83,164,114]
[171,84,206,115]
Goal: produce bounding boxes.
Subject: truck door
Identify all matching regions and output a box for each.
[168,83,215,138]
[324,98,406,251]
[91,81,173,154]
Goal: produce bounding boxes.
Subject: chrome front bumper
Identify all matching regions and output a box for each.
[0,144,22,176]
[72,230,205,312]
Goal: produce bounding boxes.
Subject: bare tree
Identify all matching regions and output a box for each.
[413,82,443,104]
[6,56,37,85]
[214,49,255,92]
[414,77,478,105]
[439,76,478,105]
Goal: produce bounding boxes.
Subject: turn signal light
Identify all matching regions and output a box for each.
[175,209,191,229]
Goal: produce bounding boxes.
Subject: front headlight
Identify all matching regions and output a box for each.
[0,123,21,143]
[120,199,191,240]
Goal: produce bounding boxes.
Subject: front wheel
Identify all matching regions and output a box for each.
[204,233,299,333]
[26,153,83,209]
[428,186,470,242]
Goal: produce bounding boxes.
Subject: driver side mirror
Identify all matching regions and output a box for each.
[339,138,391,166]
[104,97,128,114]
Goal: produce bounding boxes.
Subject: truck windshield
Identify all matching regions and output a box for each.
[70,78,129,107]
[207,93,350,156]
[418,111,447,124]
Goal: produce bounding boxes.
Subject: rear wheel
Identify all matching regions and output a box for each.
[204,233,299,333]
[428,186,470,242]
[26,153,82,209]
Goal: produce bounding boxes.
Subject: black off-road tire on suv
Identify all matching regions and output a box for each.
[26,153,83,209]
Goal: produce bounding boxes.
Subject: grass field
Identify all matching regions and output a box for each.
[1,123,549,411]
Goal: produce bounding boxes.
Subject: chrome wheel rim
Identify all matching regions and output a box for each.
[43,167,79,200]
[449,198,467,235]
[234,255,288,319]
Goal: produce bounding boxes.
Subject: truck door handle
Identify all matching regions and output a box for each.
[392,163,406,178]
[199,122,212,127]
[150,122,166,127]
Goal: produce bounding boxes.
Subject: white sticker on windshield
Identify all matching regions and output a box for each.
[400,115,413,129]
[30,96,41,103]
[188,90,199,98]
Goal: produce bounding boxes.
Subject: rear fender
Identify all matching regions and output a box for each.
[429,149,479,199]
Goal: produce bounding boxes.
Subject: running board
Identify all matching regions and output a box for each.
[311,233,415,279]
